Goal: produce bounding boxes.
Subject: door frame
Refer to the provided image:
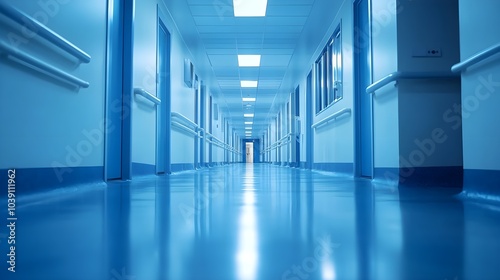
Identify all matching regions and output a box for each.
[155,12,171,174]
[104,0,134,181]
[305,70,314,169]
[353,0,374,178]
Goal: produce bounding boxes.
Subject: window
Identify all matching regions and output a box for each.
[315,24,342,113]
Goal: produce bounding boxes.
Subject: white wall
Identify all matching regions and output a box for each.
[0,0,107,169]
[132,0,207,169]
[309,0,355,167]
[132,0,157,166]
[371,0,400,169]
[396,0,462,169]
[458,0,500,171]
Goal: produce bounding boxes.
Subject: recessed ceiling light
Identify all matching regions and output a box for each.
[245,127,252,130]
[244,113,254,118]
[245,121,253,125]
[238,55,261,67]
[242,97,256,102]
[241,80,258,88]
[233,0,268,17]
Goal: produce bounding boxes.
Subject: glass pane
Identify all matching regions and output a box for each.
[328,43,334,105]
[316,61,322,113]
[322,51,328,109]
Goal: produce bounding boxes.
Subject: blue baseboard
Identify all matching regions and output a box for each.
[403,166,462,187]
[373,168,400,186]
[0,166,103,196]
[312,163,353,175]
[171,163,195,173]
[132,162,156,176]
[463,169,500,199]
[374,166,463,188]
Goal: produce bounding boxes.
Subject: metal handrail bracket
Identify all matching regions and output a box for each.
[0,42,89,88]
[134,88,161,105]
[452,42,500,73]
[312,108,351,129]
[366,71,459,94]
[0,2,91,63]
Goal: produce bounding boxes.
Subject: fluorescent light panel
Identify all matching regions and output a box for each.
[233,0,268,17]
[244,113,254,118]
[242,97,256,102]
[238,55,261,67]
[245,122,253,125]
[241,80,258,88]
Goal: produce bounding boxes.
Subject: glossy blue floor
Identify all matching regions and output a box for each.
[2,163,500,280]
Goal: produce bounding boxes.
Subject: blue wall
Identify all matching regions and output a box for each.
[0,0,108,191]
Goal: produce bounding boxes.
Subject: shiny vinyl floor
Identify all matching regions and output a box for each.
[2,163,500,280]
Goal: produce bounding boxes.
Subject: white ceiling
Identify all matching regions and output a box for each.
[164,0,343,138]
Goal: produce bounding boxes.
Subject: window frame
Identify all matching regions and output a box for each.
[315,23,343,115]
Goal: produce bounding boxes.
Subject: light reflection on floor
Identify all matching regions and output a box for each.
[1,163,500,280]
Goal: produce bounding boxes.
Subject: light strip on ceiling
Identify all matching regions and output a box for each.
[233,0,268,17]
[244,113,254,118]
[238,55,261,67]
[241,80,258,88]
[242,97,256,102]
[245,122,253,125]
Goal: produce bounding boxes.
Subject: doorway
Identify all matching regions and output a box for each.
[156,16,171,174]
[354,0,373,178]
[246,142,254,163]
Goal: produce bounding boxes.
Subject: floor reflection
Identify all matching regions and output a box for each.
[3,164,500,280]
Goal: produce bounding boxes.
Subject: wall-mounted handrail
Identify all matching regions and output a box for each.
[366,71,459,94]
[171,115,240,153]
[205,132,223,148]
[171,122,199,137]
[205,132,236,152]
[134,88,161,105]
[171,112,201,131]
[171,112,204,139]
[262,133,292,153]
[0,42,89,88]
[312,108,351,129]
[0,2,91,63]
[452,43,500,73]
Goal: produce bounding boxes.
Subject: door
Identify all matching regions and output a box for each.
[293,86,300,167]
[200,84,206,166]
[354,0,373,178]
[105,0,133,180]
[194,76,200,169]
[156,17,171,174]
[246,142,254,163]
[305,71,313,169]
[208,95,213,165]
